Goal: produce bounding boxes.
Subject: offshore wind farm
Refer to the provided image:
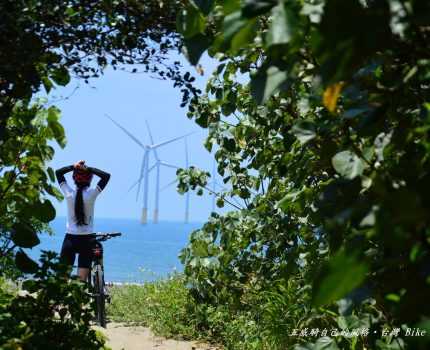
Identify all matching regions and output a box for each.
[106,114,195,224]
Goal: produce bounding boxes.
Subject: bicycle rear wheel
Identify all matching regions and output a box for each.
[93,264,106,328]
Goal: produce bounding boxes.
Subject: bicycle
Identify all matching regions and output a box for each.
[88,232,121,328]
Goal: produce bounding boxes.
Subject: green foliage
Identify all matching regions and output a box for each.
[175,0,430,348]
[312,250,368,307]
[0,0,201,141]
[0,251,108,349]
[0,0,180,102]
[0,1,203,348]
[108,274,407,350]
[0,101,64,268]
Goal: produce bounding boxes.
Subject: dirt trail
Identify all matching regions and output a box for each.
[96,323,218,350]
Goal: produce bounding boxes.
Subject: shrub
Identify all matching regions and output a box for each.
[0,251,108,350]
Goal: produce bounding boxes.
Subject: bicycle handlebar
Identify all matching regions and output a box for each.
[92,232,122,241]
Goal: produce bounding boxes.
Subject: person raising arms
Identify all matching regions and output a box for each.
[55,160,110,281]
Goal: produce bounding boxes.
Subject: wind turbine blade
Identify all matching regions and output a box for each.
[127,178,140,193]
[214,181,227,191]
[145,120,160,161]
[148,162,157,173]
[160,179,178,192]
[105,114,145,149]
[151,132,195,149]
[136,152,147,201]
[160,161,179,169]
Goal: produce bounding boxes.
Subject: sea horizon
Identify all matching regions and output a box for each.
[28,217,203,283]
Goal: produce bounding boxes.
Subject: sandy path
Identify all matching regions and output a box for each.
[96,323,218,350]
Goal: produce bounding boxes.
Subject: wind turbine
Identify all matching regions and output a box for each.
[143,120,180,223]
[106,114,191,224]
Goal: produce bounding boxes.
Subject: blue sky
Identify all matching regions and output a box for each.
[46,53,223,222]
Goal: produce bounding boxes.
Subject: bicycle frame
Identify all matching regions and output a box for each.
[87,232,121,328]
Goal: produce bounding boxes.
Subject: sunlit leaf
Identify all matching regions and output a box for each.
[277,188,304,212]
[292,120,316,144]
[251,65,289,104]
[266,2,299,47]
[323,82,344,112]
[332,150,366,179]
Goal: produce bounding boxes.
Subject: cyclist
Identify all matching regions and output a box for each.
[55,160,110,281]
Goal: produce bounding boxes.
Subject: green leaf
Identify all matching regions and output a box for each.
[182,34,210,65]
[332,151,366,179]
[50,66,70,86]
[216,197,225,208]
[192,0,214,15]
[277,188,304,212]
[292,120,316,144]
[251,65,289,104]
[15,249,39,274]
[242,0,277,18]
[385,293,401,302]
[38,200,56,222]
[24,200,56,223]
[266,2,299,47]
[315,0,391,84]
[374,131,392,162]
[294,337,340,350]
[41,76,53,94]
[215,12,257,53]
[312,250,368,307]
[177,5,206,39]
[223,0,241,15]
[47,167,56,182]
[47,109,66,148]
[223,11,246,43]
[11,223,40,248]
[342,106,372,119]
[47,106,61,122]
[231,19,257,53]
[337,314,369,330]
[192,241,209,257]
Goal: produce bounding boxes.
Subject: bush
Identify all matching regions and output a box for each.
[0,251,108,350]
[107,273,419,350]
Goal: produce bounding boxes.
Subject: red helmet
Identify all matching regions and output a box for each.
[73,168,93,185]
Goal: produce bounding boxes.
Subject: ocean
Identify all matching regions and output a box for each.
[28,217,202,283]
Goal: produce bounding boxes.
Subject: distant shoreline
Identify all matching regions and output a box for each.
[106,281,146,286]
[51,216,205,225]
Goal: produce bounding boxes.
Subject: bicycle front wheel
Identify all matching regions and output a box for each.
[93,264,106,328]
